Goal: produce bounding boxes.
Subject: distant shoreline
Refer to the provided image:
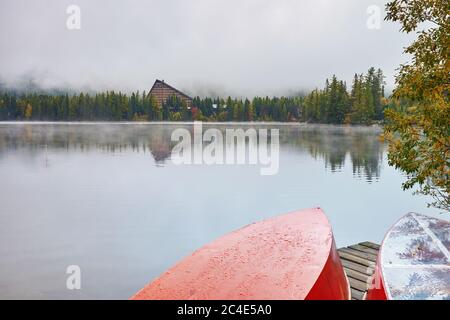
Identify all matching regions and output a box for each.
[0,121,383,127]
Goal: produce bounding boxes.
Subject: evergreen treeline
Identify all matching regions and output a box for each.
[0,67,397,124]
[303,68,387,124]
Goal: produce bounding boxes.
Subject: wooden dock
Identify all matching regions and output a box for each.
[338,241,380,300]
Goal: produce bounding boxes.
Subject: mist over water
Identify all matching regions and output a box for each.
[0,122,436,299]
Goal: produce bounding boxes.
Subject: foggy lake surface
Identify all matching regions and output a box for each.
[0,122,438,299]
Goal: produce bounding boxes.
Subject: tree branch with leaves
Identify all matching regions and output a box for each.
[384,0,449,211]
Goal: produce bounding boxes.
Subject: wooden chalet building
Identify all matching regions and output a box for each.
[148,79,193,109]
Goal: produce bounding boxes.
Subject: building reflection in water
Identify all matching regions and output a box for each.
[0,123,384,181]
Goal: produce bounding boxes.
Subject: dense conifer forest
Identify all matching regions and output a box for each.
[0,67,404,124]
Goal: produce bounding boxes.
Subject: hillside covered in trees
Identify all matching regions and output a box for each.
[0,67,401,124]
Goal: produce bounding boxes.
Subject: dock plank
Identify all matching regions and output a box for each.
[348,277,370,292]
[341,259,374,275]
[359,241,380,250]
[339,247,377,262]
[338,251,376,268]
[351,288,365,300]
[343,268,371,283]
[348,244,379,256]
[339,241,380,300]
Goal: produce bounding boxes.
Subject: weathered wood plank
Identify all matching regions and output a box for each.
[348,277,370,292]
[348,244,379,256]
[338,251,376,268]
[339,247,377,262]
[341,259,374,275]
[340,241,379,300]
[343,267,371,283]
[351,288,365,300]
[359,241,381,250]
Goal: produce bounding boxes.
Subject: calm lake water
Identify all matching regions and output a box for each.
[0,122,438,299]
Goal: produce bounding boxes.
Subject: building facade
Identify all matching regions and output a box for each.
[148,79,193,109]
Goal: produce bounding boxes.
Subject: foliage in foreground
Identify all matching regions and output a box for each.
[384,0,449,211]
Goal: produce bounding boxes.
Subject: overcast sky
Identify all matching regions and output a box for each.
[0,0,413,97]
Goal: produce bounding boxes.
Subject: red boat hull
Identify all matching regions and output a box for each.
[366,256,387,300]
[132,208,349,300]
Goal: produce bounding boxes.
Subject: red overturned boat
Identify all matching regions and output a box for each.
[367,213,450,300]
[132,208,350,300]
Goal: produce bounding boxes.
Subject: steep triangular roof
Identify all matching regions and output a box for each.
[149,79,193,101]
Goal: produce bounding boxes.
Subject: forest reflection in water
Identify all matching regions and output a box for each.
[0,122,384,182]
